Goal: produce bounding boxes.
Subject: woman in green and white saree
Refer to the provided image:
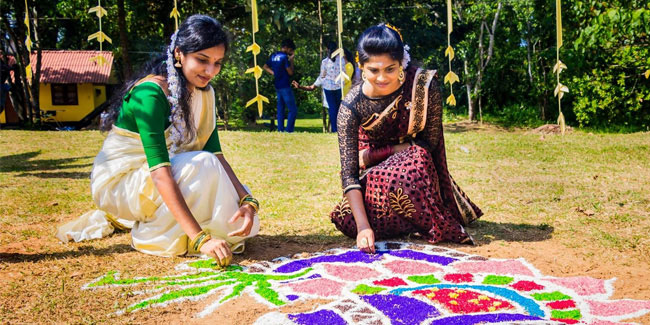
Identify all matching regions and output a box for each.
[60,15,259,266]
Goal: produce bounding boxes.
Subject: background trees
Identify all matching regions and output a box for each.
[1,0,648,131]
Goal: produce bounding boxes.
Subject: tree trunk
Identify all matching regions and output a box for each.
[464,59,474,121]
[31,6,41,125]
[525,12,533,84]
[318,0,327,133]
[471,2,502,123]
[117,0,133,80]
[540,56,548,120]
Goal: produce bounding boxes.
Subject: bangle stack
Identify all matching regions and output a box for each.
[189,230,212,252]
[239,194,260,213]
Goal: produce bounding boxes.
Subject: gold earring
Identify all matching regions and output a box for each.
[398,66,405,84]
[174,56,182,68]
[362,71,367,81]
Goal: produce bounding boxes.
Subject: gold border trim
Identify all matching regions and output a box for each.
[407,69,436,136]
[360,95,402,131]
[343,184,362,193]
[149,162,171,172]
[105,214,131,231]
[111,125,140,139]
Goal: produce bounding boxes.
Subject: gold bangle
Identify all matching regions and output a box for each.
[242,197,259,212]
[242,202,259,213]
[238,194,252,206]
[189,230,207,251]
[195,234,212,252]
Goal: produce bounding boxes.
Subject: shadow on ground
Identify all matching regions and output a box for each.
[467,220,554,245]
[0,243,133,264]
[0,150,92,173]
[242,221,554,260]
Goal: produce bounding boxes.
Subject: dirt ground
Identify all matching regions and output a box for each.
[1,232,648,324]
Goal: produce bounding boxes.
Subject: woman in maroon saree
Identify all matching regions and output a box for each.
[330,23,482,253]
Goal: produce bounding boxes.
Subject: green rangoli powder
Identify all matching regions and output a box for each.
[482,275,514,285]
[407,275,441,284]
[531,291,573,301]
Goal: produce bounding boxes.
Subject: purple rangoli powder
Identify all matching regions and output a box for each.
[288,309,347,325]
[286,295,299,301]
[274,250,456,273]
[429,313,543,325]
[274,251,384,273]
[387,250,457,266]
[361,294,440,324]
[279,273,322,284]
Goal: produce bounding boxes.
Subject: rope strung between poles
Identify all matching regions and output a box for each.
[553,0,569,135]
[88,0,111,67]
[444,0,459,106]
[245,0,269,118]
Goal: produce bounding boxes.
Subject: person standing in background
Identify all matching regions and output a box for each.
[292,41,343,133]
[263,39,298,133]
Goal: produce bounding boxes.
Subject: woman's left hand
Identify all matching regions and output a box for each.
[227,204,255,237]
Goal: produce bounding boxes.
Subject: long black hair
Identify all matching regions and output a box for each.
[326,41,337,62]
[101,14,229,142]
[356,23,404,66]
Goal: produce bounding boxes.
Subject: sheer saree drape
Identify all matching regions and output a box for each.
[57,85,259,256]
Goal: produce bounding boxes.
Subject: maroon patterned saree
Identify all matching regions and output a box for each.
[331,66,482,244]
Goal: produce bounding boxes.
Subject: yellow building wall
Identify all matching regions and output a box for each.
[40,83,107,122]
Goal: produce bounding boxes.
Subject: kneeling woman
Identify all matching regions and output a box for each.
[331,24,482,253]
[85,15,258,265]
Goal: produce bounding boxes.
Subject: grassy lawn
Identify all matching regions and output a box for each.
[0,122,649,323]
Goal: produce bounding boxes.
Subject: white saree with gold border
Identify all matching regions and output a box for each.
[57,85,259,257]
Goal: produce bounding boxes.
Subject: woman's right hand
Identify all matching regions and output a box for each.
[200,238,233,267]
[356,227,376,254]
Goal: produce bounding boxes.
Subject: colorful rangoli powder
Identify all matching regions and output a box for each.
[82,242,650,324]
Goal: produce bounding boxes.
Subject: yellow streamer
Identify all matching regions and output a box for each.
[444,0,456,106]
[245,0,268,117]
[24,0,32,83]
[170,0,180,31]
[88,0,110,67]
[555,0,568,134]
[333,0,349,99]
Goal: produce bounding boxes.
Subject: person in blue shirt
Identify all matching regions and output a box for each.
[263,39,297,132]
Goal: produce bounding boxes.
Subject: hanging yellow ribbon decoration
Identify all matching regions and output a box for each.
[170,0,180,31]
[444,0,459,106]
[245,0,269,117]
[332,0,349,100]
[553,0,569,135]
[88,0,112,67]
[24,0,33,83]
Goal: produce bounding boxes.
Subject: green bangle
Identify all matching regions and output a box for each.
[242,197,259,212]
[190,230,208,251]
[239,194,252,206]
[195,234,212,252]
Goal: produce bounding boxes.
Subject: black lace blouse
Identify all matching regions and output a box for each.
[336,74,444,192]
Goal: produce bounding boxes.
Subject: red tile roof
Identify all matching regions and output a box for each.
[29,50,114,84]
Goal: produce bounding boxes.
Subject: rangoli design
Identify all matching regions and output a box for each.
[84,242,650,324]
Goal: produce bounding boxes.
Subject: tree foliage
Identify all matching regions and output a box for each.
[1,0,648,130]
